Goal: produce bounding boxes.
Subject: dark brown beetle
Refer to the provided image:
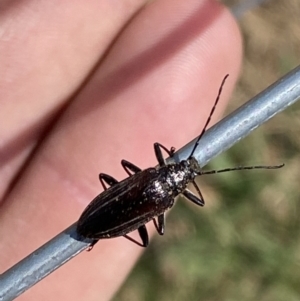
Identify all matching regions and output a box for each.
[77,75,283,249]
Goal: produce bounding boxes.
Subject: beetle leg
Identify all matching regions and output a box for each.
[182,187,205,206]
[121,159,142,176]
[192,181,205,205]
[153,214,165,235]
[123,225,149,247]
[137,224,149,246]
[86,239,99,251]
[154,143,176,167]
[99,173,118,190]
[182,188,205,206]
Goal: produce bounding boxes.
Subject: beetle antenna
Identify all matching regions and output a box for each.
[188,74,229,159]
[200,163,284,175]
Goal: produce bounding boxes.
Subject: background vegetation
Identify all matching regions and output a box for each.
[113,1,300,300]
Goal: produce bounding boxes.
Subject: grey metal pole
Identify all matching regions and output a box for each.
[174,66,300,165]
[0,65,300,301]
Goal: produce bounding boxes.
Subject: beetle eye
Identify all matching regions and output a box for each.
[181,161,188,168]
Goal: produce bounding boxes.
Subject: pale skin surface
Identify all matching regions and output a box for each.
[0,0,242,300]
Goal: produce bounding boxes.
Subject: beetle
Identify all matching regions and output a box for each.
[76,75,284,249]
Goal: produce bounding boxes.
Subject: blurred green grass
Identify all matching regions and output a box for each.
[113,1,300,300]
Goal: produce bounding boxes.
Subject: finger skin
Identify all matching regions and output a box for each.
[0,0,242,300]
[0,0,147,199]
